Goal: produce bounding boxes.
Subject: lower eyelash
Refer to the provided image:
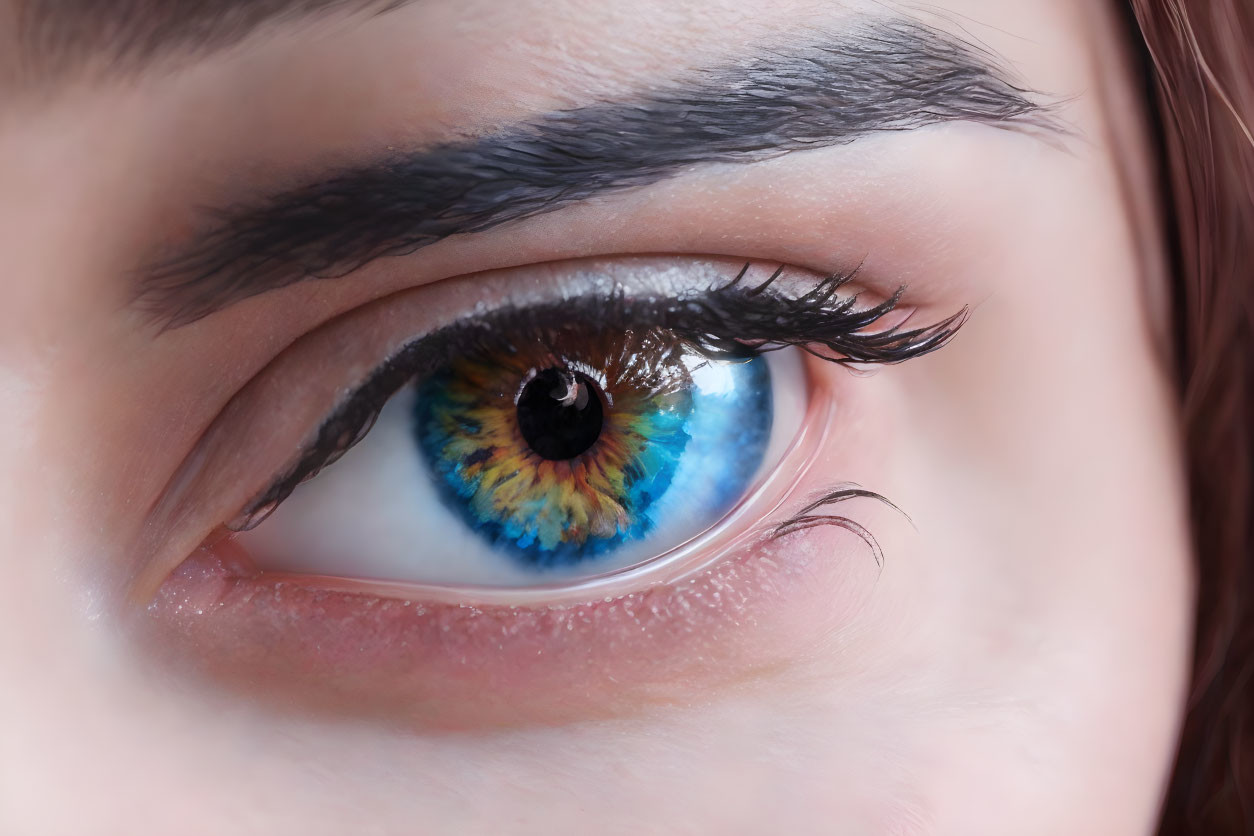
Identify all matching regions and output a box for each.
[770,485,908,568]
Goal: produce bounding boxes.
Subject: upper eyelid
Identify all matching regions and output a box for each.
[233,267,966,525]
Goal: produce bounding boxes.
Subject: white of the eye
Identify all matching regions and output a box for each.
[241,347,807,588]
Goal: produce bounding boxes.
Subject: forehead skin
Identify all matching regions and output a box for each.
[0,1,1190,835]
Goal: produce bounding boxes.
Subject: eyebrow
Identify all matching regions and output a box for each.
[135,16,1060,328]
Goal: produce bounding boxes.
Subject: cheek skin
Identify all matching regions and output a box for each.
[851,127,1190,836]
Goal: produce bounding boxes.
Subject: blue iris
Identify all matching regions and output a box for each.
[412,351,773,570]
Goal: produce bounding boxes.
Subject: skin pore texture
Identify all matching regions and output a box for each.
[0,1,1193,835]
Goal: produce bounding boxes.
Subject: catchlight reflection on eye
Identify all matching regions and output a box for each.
[240,331,806,588]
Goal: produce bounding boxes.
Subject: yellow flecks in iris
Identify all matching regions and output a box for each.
[425,334,691,551]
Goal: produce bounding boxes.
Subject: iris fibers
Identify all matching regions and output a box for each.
[413,329,772,568]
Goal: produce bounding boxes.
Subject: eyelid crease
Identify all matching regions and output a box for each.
[230,264,965,529]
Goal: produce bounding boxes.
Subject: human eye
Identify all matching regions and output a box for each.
[225,258,953,590]
[140,255,961,723]
[205,257,958,591]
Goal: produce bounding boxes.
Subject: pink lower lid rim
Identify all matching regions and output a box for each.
[146,514,877,727]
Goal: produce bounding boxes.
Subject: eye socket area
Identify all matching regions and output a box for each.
[135,255,963,726]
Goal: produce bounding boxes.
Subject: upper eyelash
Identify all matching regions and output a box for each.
[229,264,966,529]
[672,263,967,364]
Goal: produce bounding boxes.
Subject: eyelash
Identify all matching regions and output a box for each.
[228,264,966,535]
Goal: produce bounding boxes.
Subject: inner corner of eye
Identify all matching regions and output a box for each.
[234,331,810,590]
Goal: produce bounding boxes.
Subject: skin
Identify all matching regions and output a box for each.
[0,1,1194,834]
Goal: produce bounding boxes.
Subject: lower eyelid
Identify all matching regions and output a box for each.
[142,495,885,728]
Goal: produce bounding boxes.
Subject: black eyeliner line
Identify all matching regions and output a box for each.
[235,270,965,522]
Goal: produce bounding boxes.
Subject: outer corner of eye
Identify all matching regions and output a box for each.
[233,329,812,591]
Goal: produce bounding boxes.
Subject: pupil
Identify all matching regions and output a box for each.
[516,368,605,460]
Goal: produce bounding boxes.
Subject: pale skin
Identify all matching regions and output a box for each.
[0,1,1194,834]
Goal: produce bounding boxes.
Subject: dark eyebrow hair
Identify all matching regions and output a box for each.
[19,0,412,74]
[136,17,1061,328]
